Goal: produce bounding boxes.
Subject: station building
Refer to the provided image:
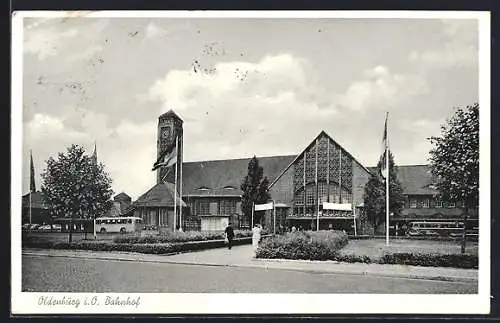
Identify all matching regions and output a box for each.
[126,110,479,235]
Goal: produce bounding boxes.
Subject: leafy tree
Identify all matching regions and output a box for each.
[41,144,113,243]
[240,156,271,226]
[428,103,479,253]
[363,151,405,234]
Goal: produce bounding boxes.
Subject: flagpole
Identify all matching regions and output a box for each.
[179,136,183,232]
[251,202,254,228]
[173,139,178,232]
[385,113,390,246]
[29,150,33,231]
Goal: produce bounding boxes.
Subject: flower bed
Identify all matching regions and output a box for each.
[256,230,348,260]
[113,229,256,244]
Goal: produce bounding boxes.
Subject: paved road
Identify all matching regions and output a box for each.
[22,254,477,294]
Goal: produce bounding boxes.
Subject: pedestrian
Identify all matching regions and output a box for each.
[252,223,262,255]
[224,222,234,250]
[291,226,297,233]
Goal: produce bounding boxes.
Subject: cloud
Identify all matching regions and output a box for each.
[335,65,429,112]
[145,54,434,165]
[145,22,168,39]
[24,28,78,60]
[67,44,104,63]
[23,110,158,199]
[408,19,478,69]
[146,53,341,160]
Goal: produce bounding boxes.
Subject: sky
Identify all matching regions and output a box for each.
[20,15,479,200]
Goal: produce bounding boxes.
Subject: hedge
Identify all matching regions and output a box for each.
[256,230,348,260]
[23,235,254,254]
[113,229,260,244]
[379,252,478,269]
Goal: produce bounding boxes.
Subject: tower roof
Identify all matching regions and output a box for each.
[114,192,131,201]
[159,110,183,122]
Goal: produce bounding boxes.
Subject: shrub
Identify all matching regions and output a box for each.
[379,252,478,269]
[256,230,348,260]
[113,230,254,244]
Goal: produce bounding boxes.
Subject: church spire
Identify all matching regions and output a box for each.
[92,141,97,165]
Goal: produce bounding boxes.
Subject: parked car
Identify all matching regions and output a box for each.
[29,224,40,230]
[52,224,62,231]
[406,229,423,236]
[22,223,31,231]
[38,225,52,231]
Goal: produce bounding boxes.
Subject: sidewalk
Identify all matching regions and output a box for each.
[22,245,478,283]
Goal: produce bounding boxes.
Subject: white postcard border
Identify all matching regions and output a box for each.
[11,10,491,315]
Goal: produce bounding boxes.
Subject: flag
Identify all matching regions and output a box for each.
[152,137,178,171]
[30,150,36,192]
[380,113,389,179]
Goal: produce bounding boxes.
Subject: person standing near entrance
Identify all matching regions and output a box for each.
[252,224,262,255]
[224,222,234,250]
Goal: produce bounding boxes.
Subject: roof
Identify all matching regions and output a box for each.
[132,182,187,208]
[159,110,183,122]
[22,191,49,209]
[182,155,296,196]
[367,164,437,195]
[114,192,131,201]
[105,202,122,217]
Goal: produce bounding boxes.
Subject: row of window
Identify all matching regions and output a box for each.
[408,197,460,209]
[295,183,352,206]
[96,218,136,225]
[194,199,238,216]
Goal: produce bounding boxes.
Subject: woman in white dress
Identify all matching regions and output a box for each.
[252,224,262,254]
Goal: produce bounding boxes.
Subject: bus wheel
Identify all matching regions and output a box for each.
[100,228,106,233]
[120,228,126,234]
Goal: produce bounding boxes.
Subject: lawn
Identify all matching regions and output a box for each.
[340,238,478,258]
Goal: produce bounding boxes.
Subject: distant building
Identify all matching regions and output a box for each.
[113,192,132,214]
[21,191,50,224]
[127,110,479,234]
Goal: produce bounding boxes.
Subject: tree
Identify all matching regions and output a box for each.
[363,151,405,234]
[41,144,113,243]
[240,156,271,226]
[428,103,479,253]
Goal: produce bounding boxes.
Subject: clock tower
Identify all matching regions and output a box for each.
[157,110,183,185]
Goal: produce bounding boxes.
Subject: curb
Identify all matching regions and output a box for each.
[251,258,478,283]
[23,249,477,283]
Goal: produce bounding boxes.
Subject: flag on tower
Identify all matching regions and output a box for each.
[152,136,178,171]
[380,113,389,179]
[30,150,36,192]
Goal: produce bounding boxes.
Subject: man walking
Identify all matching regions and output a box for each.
[224,222,234,250]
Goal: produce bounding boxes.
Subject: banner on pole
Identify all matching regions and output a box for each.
[254,202,274,211]
[322,202,352,211]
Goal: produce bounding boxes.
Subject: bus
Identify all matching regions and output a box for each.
[95,216,143,234]
[407,221,464,237]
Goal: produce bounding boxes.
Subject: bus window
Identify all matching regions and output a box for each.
[128,219,132,224]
